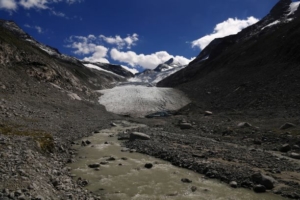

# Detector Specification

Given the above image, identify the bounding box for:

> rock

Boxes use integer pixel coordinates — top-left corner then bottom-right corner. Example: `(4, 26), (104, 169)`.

(100, 161), (109, 165)
(179, 119), (187, 123)
(251, 172), (276, 189)
(253, 139), (262, 145)
(144, 163), (153, 169)
(253, 185), (266, 193)
(280, 123), (296, 130)
(181, 178), (192, 183)
(121, 148), (130, 152)
(88, 164), (100, 168)
(293, 145), (300, 150)
(237, 122), (252, 128)
(110, 122), (117, 127)
(179, 123), (193, 129)
(204, 111), (213, 116)
(34, 195), (45, 200)
(129, 132), (150, 140)
(191, 186), (197, 192)
(130, 149), (137, 153)
(118, 136), (129, 140)
(280, 144), (291, 152)
(166, 192), (178, 196)
(290, 152), (300, 159)
(192, 153), (206, 159)
(85, 140), (91, 145)
(17, 195), (26, 200)
(106, 157), (116, 161)
(230, 181), (238, 188)
(81, 141), (86, 146)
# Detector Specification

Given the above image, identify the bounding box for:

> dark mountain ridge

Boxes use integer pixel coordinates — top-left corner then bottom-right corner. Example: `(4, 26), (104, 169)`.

(158, 0), (300, 114)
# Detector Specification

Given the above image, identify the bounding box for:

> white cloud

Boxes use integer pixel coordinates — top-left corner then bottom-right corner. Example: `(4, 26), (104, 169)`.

(66, 35), (109, 63)
(24, 24), (44, 34)
(100, 33), (138, 49)
(51, 10), (67, 18)
(82, 46), (109, 63)
(35, 26), (43, 33)
(0, 0), (83, 11)
(121, 65), (139, 74)
(66, 33), (193, 69)
(0, 0), (17, 10)
(110, 48), (194, 69)
(192, 17), (259, 50)
(66, 0), (83, 4)
(19, 0), (49, 9)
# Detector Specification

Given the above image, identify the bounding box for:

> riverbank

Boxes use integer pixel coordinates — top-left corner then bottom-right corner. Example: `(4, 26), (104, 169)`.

(67, 120), (284, 200)
(123, 108), (300, 199)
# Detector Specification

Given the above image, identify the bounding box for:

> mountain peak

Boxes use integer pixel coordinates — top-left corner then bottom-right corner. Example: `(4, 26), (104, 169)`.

(269, 0), (292, 17)
(164, 58), (175, 65)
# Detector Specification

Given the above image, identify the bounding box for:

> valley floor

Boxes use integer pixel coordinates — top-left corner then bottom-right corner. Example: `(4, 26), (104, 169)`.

(1, 82), (300, 199)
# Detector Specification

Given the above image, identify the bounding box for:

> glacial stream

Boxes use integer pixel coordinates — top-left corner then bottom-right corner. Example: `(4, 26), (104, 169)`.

(68, 121), (285, 200)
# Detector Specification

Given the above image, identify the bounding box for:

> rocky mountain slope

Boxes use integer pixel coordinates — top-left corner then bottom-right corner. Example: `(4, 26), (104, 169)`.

(0, 19), (132, 96)
(82, 61), (134, 78)
(0, 19), (128, 199)
(158, 0), (300, 114)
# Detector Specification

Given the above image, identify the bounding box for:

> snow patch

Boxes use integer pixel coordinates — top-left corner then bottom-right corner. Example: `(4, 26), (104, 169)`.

(129, 65), (186, 84)
(121, 65), (139, 75)
(83, 63), (124, 78)
(98, 85), (190, 117)
(288, 1), (300, 16)
(261, 20), (280, 30)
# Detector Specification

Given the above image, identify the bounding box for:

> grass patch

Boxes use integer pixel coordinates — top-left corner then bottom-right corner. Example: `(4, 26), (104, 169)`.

(0, 124), (54, 152)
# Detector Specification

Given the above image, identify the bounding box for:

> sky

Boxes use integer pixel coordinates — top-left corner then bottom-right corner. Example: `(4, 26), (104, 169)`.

(0, 0), (285, 73)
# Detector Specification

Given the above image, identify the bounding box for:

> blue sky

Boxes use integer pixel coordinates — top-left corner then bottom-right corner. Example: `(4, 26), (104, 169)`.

(0, 0), (284, 72)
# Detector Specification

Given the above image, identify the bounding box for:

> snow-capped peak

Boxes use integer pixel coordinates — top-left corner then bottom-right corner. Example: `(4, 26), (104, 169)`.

(164, 58), (182, 67)
(288, 1), (300, 16)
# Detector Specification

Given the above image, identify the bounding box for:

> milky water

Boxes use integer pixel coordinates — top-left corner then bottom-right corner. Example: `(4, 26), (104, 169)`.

(68, 121), (285, 200)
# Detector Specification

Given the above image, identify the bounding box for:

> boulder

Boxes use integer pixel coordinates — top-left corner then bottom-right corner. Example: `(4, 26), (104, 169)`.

(144, 163), (153, 169)
(181, 178), (192, 183)
(179, 123), (193, 129)
(85, 140), (91, 145)
(237, 122), (252, 128)
(130, 132), (150, 140)
(106, 157), (116, 161)
(251, 172), (276, 189)
(253, 185), (266, 193)
(191, 186), (197, 192)
(88, 164), (100, 168)
(229, 181), (238, 188)
(290, 152), (300, 159)
(280, 123), (296, 130)
(280, 144), (291, 152)
(110, 122), (117, 127)
(204, 111), (213, 116)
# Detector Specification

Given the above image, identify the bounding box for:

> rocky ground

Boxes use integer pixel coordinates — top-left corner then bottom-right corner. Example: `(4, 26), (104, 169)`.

(0, 79), (121, 200)
(122, 105), (300, 199)
(1, 76), (300, 200)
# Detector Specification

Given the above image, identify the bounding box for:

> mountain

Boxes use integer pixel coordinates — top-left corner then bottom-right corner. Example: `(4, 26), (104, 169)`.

(82, 61), (134, 78)
(0, 19), (132, 97)
(130, 58), (186, 84)
(157, 0), (300, 114)
(154, 58), (182, 72)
